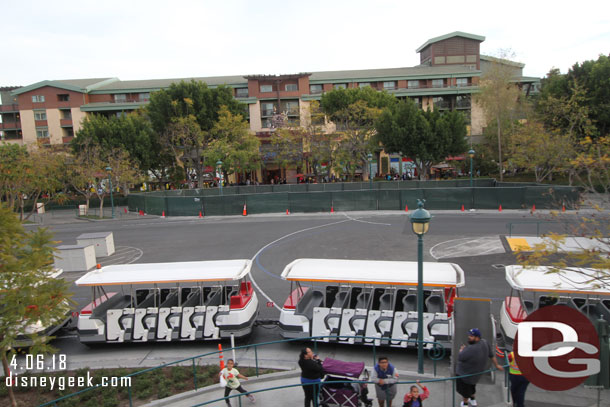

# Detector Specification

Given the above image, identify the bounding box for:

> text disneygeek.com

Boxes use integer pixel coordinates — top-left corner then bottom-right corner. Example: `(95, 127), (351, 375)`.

(5, 372), (131, 391)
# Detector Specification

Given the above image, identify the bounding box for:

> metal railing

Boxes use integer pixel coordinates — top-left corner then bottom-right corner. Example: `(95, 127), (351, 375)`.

(506, 220), (576, 237)
(40, 335), (468, 407)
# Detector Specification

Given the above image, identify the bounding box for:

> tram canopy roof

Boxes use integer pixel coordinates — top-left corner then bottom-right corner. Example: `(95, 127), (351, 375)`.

(281, 259), (465, 287)
(505, 265), (610, 295)
(75, 260), (252, 286)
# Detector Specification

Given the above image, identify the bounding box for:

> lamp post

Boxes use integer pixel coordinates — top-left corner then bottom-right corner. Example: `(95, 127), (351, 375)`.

(216, 160), (223, 196)
(468, 149), (475, 188)
(105, 166), (115, 219)
(410, 199), (431, 374)
(367, 153), (373, 190)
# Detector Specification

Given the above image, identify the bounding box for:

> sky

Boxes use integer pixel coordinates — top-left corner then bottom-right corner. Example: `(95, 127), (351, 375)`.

(2, 0), (609, 87)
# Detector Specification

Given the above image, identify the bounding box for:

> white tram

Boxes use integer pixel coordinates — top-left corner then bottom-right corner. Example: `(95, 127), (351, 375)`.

(500, 265), (610, 349)
(278, 259), (465, 348)
(75, 260), (258, 343)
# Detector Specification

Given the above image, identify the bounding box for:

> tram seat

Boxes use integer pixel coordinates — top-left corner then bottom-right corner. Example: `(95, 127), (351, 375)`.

(92, 295), (132, 321)
(379, 293), (393, 311)
(138, 292), (157, 308)
(523, 300), (535, 314)
(401, 313), (420, 339)
(581, 304), (601, 323)
(355, 292), (371, 310)
(425, 294), (444, 314)
(225, 286), (238, 304)
(183, 290), (202, 307)
(332, 291), (349, 308)
(538, 296), (558, 308)
(403, 294), (417, 312)
(204, 289), (222, 307)
(159, 291), (179, 308)
(295, 290), (325, 321)
(428, 315), (450, 341)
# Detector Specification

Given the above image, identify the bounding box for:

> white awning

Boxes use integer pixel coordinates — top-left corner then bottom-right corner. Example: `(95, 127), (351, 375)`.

(505, 265), (610, 294)
(281, 259), (465, 287)
(75, 260), (252, 286)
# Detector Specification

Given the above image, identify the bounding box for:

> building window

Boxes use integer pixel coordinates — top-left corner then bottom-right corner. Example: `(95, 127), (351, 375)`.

(260, 85), (273, 93)
(236, 88), (249, 98)
(31, 95), (45, 103)
(433, 96), (450, 109)
(261, 102), (275, 117)
(407, 80), (419, 89)
(138, 93), (150, 101)
(34, 111), (47, 120)
(285, 84), (298, 92)
(57, 94), (70, 101)
(310, 84), (323, 94)
(114, 94), (127, 102)
(359, 82), (371, 88)
(456, 95), (471, 109)
(61, 109), (72, 119)
(334, 83), (347, 90)
(383, 81), (396, 90)
(456, 78), (469, 87)
(282, 101), (299, 116)
(36, 128), (49, 138)
(431, 79), (444, 88)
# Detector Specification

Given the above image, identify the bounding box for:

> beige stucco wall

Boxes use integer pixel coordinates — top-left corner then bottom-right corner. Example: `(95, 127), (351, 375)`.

(422, 96), (434, 111)
(470, 99), (485, 137)
(20, 110), (36, 146)
(72, 108), (88, 133)
(299, 100), (310, 127)
(248, 103), (262, 132)
(46, 109), (62, 145)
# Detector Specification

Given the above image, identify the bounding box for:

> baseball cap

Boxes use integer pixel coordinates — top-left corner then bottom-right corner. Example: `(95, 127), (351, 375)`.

(468, 328), (481, 337)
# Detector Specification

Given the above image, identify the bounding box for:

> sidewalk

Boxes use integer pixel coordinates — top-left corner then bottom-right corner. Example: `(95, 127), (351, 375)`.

(143, 367), (609, 407)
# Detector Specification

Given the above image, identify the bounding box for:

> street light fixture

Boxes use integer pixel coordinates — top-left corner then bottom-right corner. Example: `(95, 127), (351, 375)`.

(468, 149), (475, 188)
(216, 160), (223, 196)
(367, 153), (373, 190)
(105, 166), (115, 219)
(409, 199), (431, 374)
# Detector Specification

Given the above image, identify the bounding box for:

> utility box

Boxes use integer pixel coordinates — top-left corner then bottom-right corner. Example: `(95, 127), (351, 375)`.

(77, 232), (115, 257)
(36, 202), (45, 214)
(54, 245), (97, 272)
(78, 205), (88, 216)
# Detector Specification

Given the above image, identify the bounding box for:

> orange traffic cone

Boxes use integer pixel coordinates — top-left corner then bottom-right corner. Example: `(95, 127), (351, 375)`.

(286, 208), (290, 215)
(199, 211), (203, 218)
(531, 203), (536, 213)
(161, 211), (165, 218)
(461, 204), (465, 212)
(218, 344), (225, 370)
(562, 204), (566, 212)
(498, 204), (503, 212)
(405, 204), (409, 212)
(124, 207), (127, 214)
(242, 203), (247, 216)
(331, 205), (334, 214)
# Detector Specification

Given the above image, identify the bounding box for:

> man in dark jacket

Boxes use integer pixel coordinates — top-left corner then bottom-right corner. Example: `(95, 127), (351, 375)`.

(299, 347), (324, 407)
(456, 328), (504, 407)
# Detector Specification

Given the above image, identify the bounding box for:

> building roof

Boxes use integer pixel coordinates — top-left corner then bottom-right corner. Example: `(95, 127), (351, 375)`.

(480, 55), (525, 68)
(416, 31), (485, 53)
(12, 78), (119, 95)
(309, 64), (480, 83)
(90, 75), (248, 93)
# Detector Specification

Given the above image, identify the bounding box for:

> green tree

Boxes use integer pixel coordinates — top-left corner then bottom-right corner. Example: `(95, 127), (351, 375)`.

(146, 81), (244, 187)
(508, 120), (575, 182)
(321, 88), (396, 181)
(0, 204), (72, 407)
(475, 56), (521, 181)
(72, 112), (167, 180)
(375, 99), (468, 180)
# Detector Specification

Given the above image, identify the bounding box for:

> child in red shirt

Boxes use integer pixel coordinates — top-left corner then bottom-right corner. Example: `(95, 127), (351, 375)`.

(403, 380), (430, 407)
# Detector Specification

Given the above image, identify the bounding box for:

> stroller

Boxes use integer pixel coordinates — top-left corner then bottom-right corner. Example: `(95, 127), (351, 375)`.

(319, 358), (373, 407)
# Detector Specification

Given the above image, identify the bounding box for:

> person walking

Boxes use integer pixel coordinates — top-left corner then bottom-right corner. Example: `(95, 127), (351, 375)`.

(298, 347), (324, 407)
(220, 359), (255, 406)
(508, 351), (529, 407)
(455, 328), (504, 407)
(371, 356), (399, 407)
(402, 380), (429, 407)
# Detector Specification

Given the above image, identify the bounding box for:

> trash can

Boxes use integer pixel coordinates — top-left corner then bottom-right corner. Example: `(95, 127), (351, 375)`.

(78, 205), (88, 216)
(36, 202), (45, 214)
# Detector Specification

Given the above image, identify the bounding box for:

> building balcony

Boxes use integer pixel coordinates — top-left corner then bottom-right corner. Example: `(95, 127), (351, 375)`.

(60, 118), (73, 127)
(62, 136), (74, 144)
(35, 120), (48, 127)
(0, 121), (21, 130)
(0, 104), (19, 113)
(1, 131), (22, 140)
(37, 137), (51, 145)
(112, 97), (149, 103)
